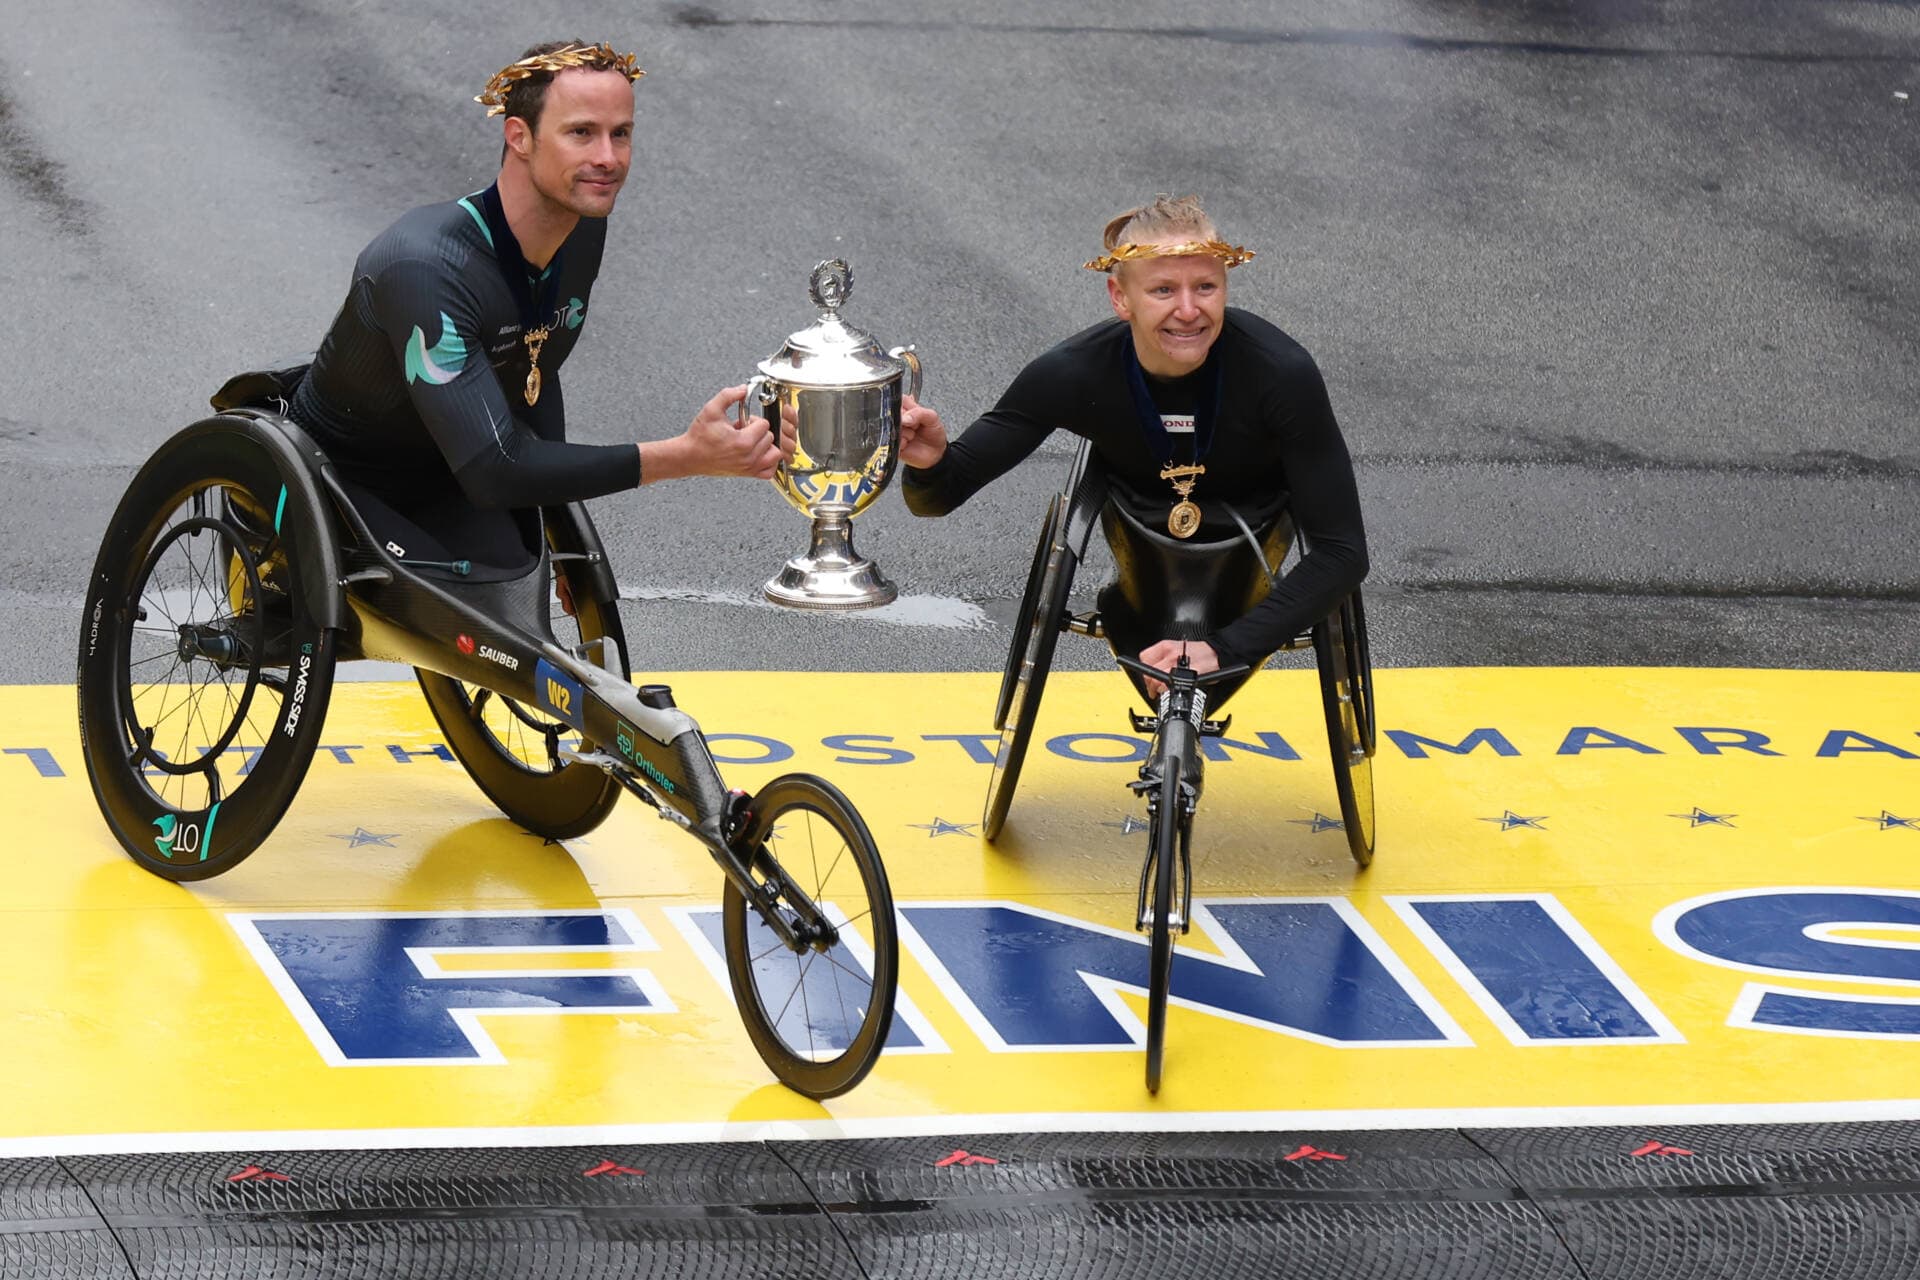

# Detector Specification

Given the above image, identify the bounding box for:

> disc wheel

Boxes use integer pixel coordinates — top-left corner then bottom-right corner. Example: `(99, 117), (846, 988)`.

(723, 774), (898, 1099)
(415, 552), (626, 840)
(1315, 593), (1376, 867)
(1144, 756), (1185, 1095)
(983, 494), (1075, 841)
(77, 422), (337, 880)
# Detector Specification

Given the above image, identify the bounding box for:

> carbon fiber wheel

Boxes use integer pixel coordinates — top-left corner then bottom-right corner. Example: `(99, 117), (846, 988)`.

(983, 493), (1075, 842)
(723, 774), (898, 1099)
(1144, 756), (1185, 1095)
(77, 420), (337, 880)
(415, 552), (626, 840)
(1315, 593), (1376, 867)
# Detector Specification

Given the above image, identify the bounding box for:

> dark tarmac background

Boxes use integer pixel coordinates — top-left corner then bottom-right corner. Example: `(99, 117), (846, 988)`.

(0, 0), (1915, 683)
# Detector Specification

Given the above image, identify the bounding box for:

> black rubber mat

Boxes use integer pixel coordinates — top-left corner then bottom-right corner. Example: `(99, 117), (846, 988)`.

(783, 1130), (1580, 1280)
(52, 1145), (860, 1279)
(1468, 1121), (1920, 1280)
(0, 1157), (133, 1278)
(7, 1123), (1920, 1277)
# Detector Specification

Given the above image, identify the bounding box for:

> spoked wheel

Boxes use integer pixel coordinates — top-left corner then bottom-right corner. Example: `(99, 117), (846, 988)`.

(1143, 756), (1187, 1095)
(1314, 591), (1376, 867)
(77, 419), (338, 880)
(416, 551), (627, 840)
(723, 774), (898, 1098)
(983, 493), (1076, 841)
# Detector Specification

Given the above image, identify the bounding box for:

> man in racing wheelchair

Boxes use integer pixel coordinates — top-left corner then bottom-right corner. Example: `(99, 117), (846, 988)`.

(276, 40), (792, 582)
(898, 194), (1373, 856)
(74, 42), (898, 1099)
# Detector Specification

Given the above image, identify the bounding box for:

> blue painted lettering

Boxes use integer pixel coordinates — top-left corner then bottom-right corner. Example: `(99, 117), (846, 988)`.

(3, 747), (63, 778)
(387, 743), (456, 763)
(822, 734), (916, 765)
(1385, 728), (1520, 759)
(1199, 732), (1300, 763)
(238, 911), (669, 1063)
(1815, 731), (1918, 760)
(900, 902), (1461, 1049)
(922, 733), (1001, 764)
(1397, 896), (1675, 1042)
(1557, 726), (1662, 756)
(1673, 727), (1781, 757)
(1661, 890), (1920, 1037)
(703, 734), (794, 765)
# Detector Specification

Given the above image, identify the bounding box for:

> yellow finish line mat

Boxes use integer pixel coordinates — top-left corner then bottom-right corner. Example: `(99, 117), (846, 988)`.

(3, 668), (1918, 1156)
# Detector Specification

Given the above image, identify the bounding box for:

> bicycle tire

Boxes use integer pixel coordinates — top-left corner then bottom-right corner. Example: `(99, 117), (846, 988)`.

(723, 773), (898, 1098)
(415, 552), (626, 839)
(77, 419), (338, 880)
(995, 495), (1062, 731)
(1145, 755), (1182, 1094)
(1315, 596), (1376, 867)
(983, 497), (1075, 841)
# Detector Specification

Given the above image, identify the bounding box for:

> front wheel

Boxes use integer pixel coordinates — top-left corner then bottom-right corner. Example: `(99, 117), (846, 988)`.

(722, 774), (898, 1099)
(1144, 758), (1183, 1094)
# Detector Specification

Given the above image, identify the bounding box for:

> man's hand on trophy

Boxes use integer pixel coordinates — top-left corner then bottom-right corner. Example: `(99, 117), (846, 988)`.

(685, 385), (788, 480)
(899, 395), (948, 469)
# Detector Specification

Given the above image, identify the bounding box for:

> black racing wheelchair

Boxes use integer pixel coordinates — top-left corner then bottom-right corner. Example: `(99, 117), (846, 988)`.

(984, 441), (1376, 1091)
(74, 370), (897, 1099)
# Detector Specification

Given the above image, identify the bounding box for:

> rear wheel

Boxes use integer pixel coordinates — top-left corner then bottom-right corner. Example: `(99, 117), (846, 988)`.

(983, 494), (1075, 841)
(77, 421), (337, 880)
(723, 774), (898, 1099)
(1315, 594), (1376, 867)
(415, 553), (626, 839)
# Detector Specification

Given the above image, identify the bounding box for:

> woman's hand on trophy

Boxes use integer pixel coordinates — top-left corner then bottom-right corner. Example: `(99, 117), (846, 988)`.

(899, 395), (948, 469)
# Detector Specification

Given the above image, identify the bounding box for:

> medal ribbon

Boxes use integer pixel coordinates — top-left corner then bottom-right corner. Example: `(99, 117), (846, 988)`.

(1120, 339), (1223, 468)
(476, 184), (565, 392)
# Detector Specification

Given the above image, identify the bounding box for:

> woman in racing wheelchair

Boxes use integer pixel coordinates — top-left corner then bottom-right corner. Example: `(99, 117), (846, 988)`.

(899, 194), (1373, 859)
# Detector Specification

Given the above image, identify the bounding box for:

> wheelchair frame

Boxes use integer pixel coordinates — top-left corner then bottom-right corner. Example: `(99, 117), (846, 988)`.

(982, 440), (1377, 1089)
(74, 408), (897, 1098)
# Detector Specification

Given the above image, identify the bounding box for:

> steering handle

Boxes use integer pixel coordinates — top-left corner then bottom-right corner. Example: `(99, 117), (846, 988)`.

(1116, 653), (1252, 690)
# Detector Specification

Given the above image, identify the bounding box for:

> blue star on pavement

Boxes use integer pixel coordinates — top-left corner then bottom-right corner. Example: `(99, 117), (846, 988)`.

(1669, 807), (1736, 828)
(1859, 811), (1920, 832)
(1289, 813), (1346, 834)
(910, 817), (980, 838)
(330, 827), (399, 848)
(1102, 815), (1149, 836)
(1481, 810), (1548, 832)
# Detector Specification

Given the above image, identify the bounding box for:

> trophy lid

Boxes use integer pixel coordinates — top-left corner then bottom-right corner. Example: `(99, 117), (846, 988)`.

(756, 259), (905, 388)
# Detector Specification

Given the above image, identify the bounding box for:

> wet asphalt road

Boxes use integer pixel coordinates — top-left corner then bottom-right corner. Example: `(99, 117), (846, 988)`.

(1, 0), (1915, 684)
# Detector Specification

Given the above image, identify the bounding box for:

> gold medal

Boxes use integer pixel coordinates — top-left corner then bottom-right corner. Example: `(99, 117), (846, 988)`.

(523, 326), (550, 406)
(1159, 463), (1206, 539)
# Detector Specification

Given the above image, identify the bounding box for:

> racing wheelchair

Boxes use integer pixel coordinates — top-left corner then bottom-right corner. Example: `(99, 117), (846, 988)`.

(984, 441), (1376, 1091)
(74, 371), (897, 1099)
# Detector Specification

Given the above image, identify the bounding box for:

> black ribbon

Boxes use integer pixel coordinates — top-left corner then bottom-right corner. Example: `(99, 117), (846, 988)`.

(476, 184), (564, 337)
(1120, 339), (1224, 468)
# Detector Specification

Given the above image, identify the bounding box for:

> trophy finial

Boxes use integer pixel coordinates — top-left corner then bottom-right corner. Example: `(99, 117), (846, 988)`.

(809, 259), (853, 314)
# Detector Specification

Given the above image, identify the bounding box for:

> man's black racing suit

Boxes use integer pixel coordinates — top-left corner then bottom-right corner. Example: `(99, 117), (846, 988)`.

(289, 188), (639, 568)
(902, 308), (1367, 665)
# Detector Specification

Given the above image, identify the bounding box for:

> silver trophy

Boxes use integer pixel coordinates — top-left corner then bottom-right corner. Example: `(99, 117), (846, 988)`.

(746, 259), (920, 609)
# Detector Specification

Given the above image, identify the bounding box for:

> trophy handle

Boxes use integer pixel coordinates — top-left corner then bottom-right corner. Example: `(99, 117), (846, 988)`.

(890, 345), (922, 401)
(737, 375), (774, 438)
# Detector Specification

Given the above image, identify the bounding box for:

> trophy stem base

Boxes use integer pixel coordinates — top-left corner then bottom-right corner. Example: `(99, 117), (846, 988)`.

(764, 515), (897, 610)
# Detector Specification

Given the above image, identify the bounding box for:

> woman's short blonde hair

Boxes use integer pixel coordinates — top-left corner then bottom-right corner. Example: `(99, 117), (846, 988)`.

(1099, 194), (1219, 255)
